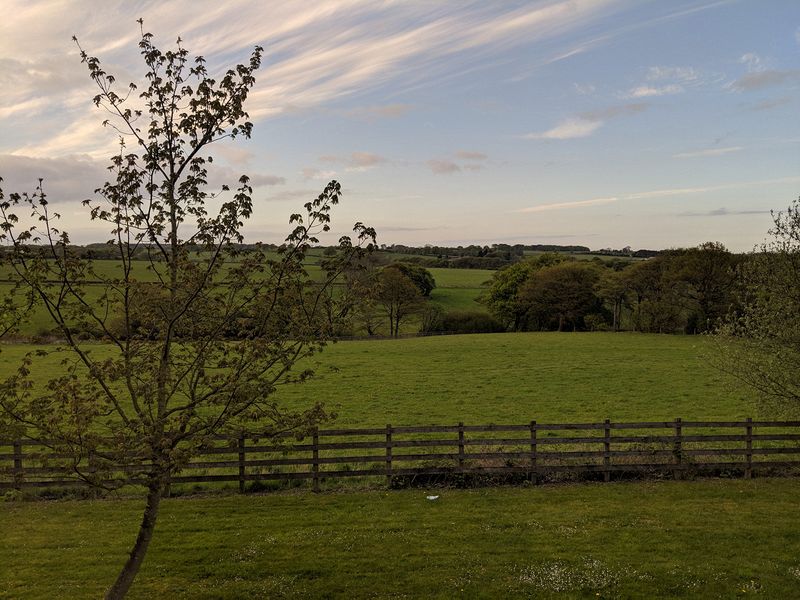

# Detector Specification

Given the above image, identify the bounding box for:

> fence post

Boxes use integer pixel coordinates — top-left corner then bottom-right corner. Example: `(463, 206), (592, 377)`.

(603, 419), (611, 483)
(745, 418), (753, 480)
(385, 424), (393, 487)
(458, 422), (465, 471)
(312, 427), (320, 493)
(673, 418), (682, 480)
(12, 440), (22, 491)
(530, 420), (537, 485)
(238, 433), (247, 494)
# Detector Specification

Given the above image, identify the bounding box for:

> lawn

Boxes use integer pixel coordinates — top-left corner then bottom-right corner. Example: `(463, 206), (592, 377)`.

(2, 478), (799, 598)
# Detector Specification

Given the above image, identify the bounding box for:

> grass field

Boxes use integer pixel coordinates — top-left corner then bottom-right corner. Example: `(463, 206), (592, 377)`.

(0, 332), (761, 427)
(2, 260), (492, 336)
(0, 333), (792, 598)
(276, 332), (760, 426)
(2, 478), (800, 598)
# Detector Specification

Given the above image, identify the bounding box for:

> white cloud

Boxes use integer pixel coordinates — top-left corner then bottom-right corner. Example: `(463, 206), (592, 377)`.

(523, 118), (603, 140)
(517, 176), (800, 213)
(0, 0), (632, 158)
(301, 167), (337, 181)
(523, 103), (648, 140)
(622, 65), (702, 99)
(672, 146), (743, 158)
(518, 196), (618, 213)
(317, 152), (388, 172)
(626, 84), (683, 98)
(646, 66), (699, 82)
(730, 70), (800, 92)
(739, 52), (764, 73)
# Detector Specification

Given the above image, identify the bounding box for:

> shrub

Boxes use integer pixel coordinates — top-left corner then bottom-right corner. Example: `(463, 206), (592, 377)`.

(430, 310), (505, 334)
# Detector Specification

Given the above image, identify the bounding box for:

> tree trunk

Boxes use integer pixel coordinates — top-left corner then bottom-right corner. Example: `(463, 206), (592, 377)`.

(105, 480), (164, 599)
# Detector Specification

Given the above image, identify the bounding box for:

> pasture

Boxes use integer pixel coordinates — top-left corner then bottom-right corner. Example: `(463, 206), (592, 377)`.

(0, 332), (760, 426)
(0, 260), (492, 337)
(2, 479), (800, 598)
(0, 332), (791, 599)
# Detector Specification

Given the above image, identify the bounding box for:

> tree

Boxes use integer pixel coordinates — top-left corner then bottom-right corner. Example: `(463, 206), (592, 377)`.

(595, 268), (628, 332)
(384, 262), (436, 296)
(715, 199), (800, 409)
(0, 26), (373, 599)
(481, 253), (567, 330)
(671, 242), (737, 333)
(375, 267), (424, 337)
(622, 257), (689, 333)
(518, 262), (602, 331)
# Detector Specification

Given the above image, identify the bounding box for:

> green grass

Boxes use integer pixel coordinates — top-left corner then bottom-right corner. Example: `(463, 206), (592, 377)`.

(0, 333), (789, 598)
(428, 268), (493, 288)
(280, 332), (758, 426)
(2, 260), (492, 336)
(2, 478), (800, 598)
(0, 333), (759, 427)
(429, 287), (486, 312)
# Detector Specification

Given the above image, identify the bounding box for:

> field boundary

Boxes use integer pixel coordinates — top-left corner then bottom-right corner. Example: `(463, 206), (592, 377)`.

(3, 419), (800, 492)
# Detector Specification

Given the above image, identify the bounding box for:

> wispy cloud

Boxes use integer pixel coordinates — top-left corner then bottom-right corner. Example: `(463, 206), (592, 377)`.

(747, 97), (791, 111)
(318, 152), (388, 172)
(677, 207), (768, 217)
(301, 167), (337, 181)
(646, 66), (700, 81)
(623, 65), (701, 99)
(523, 103), (648, 140)
(264, 188), (323, 203)
(673, 146), (743, 158)
(730, 70), (800, 92)
(739, 52), (764, 73)
(427, 159), (461, 175)
(626, 84), (683, 98)
(523, 118), (603, 140)
(455, 151), (488, 161)
(0, 0), (634, 157)
(0, 153), (104, 203)
(518, 196), (618, 213)
(427, 151), (490, 174)
(340, 104), (413, 121)
(517, 176), (800, 213)
(730, 52), (800, 92)
(625, 177), (800, 199)
(573, 83), (596, 96)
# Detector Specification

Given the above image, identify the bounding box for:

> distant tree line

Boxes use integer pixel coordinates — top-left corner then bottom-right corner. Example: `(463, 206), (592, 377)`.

(480, 242), (743, 334)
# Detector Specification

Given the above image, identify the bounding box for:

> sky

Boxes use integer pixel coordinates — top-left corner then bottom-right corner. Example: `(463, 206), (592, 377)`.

(1, 0), (799, 252)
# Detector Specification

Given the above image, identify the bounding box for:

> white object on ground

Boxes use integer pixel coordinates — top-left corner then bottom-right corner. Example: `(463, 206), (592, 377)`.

(426, 495), (439, 501)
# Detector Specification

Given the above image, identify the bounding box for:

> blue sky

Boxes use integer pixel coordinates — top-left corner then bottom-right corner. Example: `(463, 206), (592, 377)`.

(1, 0), (799, 251)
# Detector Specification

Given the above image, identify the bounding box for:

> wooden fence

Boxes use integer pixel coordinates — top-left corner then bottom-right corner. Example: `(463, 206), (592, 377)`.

(3, 419), (800, 492)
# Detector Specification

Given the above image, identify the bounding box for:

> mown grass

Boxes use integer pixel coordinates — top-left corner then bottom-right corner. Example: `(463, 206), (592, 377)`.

(2, 478), (800, 598)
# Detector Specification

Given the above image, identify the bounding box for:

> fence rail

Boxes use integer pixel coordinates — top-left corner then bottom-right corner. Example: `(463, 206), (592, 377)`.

(3, 418), (800, 492)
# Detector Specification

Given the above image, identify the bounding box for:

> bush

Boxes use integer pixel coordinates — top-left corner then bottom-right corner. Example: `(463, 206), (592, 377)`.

(429, 310), (505, 334)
